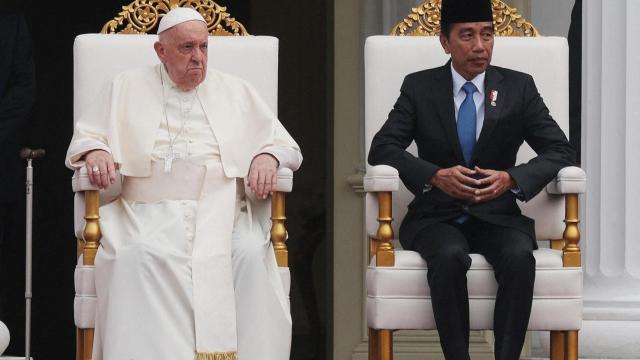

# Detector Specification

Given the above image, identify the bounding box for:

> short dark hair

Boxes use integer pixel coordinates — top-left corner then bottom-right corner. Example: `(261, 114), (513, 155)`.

(441, 23), (452, 38)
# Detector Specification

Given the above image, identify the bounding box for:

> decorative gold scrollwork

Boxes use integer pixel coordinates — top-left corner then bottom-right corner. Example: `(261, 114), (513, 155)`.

(101, 0), (249, 36)
(391, 0), (539, 37)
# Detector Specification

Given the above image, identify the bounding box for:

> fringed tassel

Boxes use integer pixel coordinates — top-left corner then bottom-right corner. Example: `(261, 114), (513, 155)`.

(196, 351), (238, 360)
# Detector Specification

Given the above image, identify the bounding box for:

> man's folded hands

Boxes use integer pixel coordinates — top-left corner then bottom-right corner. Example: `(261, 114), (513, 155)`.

(430, 165), (515, 203)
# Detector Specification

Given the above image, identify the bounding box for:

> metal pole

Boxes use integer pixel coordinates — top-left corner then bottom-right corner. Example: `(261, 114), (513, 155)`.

(20, 147), (44, 360)
(25, 159), (32, 360)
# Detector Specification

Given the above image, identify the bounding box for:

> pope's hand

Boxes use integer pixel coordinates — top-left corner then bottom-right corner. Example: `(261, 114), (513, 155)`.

(248, 153), (279, 199)
(84, 150), (116, 189)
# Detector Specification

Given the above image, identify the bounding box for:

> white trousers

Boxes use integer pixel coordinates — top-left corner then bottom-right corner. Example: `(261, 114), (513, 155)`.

(94, 199), (291, 360)
(232, 211), (292, 360)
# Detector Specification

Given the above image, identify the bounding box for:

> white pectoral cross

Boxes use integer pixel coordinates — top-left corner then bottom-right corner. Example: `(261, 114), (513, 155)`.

(161, 150), (182, 173)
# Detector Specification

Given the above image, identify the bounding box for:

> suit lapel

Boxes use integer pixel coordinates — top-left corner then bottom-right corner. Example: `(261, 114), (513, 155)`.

(434, 63), (465, 164)
(471, 66), (504, 165)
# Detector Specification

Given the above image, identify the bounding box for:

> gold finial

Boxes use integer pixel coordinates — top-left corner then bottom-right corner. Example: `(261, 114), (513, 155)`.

(391, 0), (539, 37)
(101, 0), (249, 36)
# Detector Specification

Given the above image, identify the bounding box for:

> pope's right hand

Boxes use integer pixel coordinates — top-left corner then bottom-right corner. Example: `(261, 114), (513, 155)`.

(84, 150), (116, 189)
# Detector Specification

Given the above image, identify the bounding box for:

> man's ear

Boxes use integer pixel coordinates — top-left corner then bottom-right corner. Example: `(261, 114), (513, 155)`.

(153, 41), (165, 63)
(439, 34), (451, 54)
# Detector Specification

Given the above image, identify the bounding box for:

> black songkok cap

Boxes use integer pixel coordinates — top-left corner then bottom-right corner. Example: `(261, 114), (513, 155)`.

(440, 0), (493, 28)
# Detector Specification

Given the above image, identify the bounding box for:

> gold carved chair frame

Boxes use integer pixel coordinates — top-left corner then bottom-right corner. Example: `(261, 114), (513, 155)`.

(368, 1), (580, 360)
(100, 0), (248, 35)
(76, 2), (292, 360)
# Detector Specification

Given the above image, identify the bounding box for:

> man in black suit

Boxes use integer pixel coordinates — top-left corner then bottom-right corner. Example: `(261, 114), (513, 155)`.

(0, 12), (35, 325)
(368, 0), (575, 359)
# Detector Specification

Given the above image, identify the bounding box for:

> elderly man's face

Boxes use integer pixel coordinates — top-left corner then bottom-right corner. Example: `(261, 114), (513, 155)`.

(154, 20), (209, 90)
(440, 22), (494, 80)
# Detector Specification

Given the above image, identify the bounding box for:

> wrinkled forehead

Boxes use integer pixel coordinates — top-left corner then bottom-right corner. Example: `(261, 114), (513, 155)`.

(166, 20), (209, 43)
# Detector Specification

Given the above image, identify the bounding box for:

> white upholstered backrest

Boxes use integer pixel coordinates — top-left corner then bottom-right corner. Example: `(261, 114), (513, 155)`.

(365, 36), (569, 242)
(73, 34), (279, 123)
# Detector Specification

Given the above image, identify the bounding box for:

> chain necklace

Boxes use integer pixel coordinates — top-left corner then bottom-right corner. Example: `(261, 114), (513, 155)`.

(159, 68), (199, 172)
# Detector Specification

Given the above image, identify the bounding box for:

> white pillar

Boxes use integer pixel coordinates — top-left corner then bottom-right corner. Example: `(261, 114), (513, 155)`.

(580, 0), (640, 357)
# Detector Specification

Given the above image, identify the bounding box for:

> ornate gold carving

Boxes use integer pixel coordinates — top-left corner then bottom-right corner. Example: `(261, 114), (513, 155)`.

(391, 0), (539, 37)
(196, 351), (238, 360)
(101, 0), (249, 36)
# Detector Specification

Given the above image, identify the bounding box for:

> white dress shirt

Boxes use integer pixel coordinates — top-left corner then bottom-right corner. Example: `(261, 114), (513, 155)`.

(451, 63), (485, 140)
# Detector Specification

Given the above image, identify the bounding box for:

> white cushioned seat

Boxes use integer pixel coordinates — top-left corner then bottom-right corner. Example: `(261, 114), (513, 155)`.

(367, 249), (582, 330)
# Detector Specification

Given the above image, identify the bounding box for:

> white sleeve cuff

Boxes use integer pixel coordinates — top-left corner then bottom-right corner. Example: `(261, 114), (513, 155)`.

(67, 140), (111, 170)
(258, 145), (302, 171)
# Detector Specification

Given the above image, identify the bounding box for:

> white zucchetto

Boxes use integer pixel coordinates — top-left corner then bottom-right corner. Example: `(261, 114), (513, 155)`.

(157, 7), (206, 34)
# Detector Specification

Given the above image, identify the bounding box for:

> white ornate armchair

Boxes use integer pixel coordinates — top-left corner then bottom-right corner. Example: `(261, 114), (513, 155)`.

(364, 3), (585, 360)
(71, 3), (293, 360)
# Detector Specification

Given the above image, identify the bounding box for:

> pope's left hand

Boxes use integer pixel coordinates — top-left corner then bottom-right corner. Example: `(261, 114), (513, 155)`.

(472, 166), (516, 203)
(248, 153), (279, 199)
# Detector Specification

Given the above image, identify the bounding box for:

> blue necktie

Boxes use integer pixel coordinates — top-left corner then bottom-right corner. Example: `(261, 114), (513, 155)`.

(457, 82), (478, 166)
(454, 82), (477, 224)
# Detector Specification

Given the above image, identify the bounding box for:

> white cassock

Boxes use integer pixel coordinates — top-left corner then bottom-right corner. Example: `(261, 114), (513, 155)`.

(66, 64), (302, 360)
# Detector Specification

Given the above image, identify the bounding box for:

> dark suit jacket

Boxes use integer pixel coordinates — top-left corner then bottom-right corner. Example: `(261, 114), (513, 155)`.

(0, 13), (35, 202)
(368, 62), (576, 250)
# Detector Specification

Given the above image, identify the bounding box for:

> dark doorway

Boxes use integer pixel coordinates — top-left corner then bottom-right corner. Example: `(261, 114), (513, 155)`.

(0, 1), (331, 359)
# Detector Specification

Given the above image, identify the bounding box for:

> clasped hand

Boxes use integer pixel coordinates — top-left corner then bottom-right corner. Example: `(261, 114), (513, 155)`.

(430, 165), (515, 203)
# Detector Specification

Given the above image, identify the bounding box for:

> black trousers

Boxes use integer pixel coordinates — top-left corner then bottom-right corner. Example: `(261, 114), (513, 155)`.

(412, 217), (536, 360)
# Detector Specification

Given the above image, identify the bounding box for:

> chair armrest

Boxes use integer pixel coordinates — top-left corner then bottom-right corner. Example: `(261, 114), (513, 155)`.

(71, 166), (99, 192)
(275, 167), (294, 192)
(72, 167), (123, 204)
(546, 166), (586, 195)
(364, 165), (399, 192)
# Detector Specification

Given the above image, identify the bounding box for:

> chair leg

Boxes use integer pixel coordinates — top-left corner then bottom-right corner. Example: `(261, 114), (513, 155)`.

(378, 329), (393, 360)
(565, 330), (578, 360)
(550, 331), (565, 360)
(83, 328), (94, 360)
(369, 328), (379, 360)
(76, 328), (84, 360)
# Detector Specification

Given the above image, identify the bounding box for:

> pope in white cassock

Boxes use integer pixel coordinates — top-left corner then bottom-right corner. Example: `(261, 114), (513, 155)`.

(65, 8), (302, 360)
